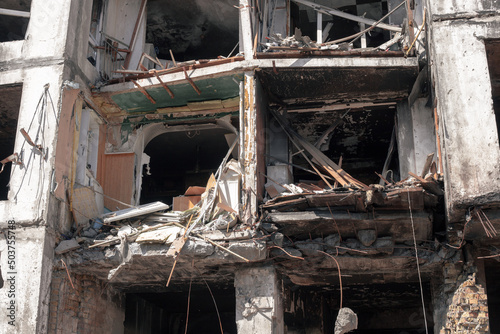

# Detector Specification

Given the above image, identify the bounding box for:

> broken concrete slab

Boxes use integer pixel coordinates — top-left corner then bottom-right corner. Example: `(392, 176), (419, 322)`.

(55, 239), (80, 255)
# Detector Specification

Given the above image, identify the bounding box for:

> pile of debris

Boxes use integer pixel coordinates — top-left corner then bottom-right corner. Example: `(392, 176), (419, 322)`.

(263, 29), (346, 52)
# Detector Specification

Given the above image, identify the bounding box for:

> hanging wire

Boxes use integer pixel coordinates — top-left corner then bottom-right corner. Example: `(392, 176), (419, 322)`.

(408, 191), (429, 334)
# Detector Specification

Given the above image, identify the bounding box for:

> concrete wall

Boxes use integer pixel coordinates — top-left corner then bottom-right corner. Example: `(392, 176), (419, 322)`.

(427, 2), (500, 222)
(427, 0), (499, 17)
(0, 1), (102, 333)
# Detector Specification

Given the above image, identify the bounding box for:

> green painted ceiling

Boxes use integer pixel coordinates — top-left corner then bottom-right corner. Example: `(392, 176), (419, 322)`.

(112, 74), (243, 114)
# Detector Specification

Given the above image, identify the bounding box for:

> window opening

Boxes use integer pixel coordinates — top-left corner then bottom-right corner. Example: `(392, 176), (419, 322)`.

(0, 84), (22, 200)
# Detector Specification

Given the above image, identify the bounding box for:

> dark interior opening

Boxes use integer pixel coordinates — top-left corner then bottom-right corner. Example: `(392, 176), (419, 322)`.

(285, 107), (398, 187)
(284, 282), (433, 333)
(290, 0), (390, 48)
(0, 84), (22, 200)
(0, 0), (31, 42)
(485, 39), (500, 146)
(124, 287), (236, 334)
(485, 259), (500, 333)
(140, 125), (237, 206)
(146, 0), (239, 62)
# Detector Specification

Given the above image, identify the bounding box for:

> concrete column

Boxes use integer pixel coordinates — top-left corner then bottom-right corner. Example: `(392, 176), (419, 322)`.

(235, 266), (284, 334)
(397, 100), (417, 177)
(428, 14), (500, 222)
(397, 98), (437, 179)
(239, 0), (254, 60)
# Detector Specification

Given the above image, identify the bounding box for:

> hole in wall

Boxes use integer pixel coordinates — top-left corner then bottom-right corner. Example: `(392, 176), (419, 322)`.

(140, 126), (237, 206)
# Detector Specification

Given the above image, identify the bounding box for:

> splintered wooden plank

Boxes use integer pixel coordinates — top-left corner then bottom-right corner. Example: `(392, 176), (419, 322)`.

(305, 192), (359, 209)
(262, 197), (309, 211)
(381, 187), (425, 211)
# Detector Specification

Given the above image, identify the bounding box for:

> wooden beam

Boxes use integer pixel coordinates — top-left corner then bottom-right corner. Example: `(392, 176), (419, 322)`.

(131, 80), (156, 104)
(153, 71), (175, 99)
(182, 67), (201, 95)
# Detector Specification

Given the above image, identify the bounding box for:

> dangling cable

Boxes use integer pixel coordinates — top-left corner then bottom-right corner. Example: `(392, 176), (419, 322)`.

(408, 191), (429, 334)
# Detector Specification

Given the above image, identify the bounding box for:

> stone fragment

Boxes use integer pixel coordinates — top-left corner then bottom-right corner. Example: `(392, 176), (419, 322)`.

(295, 240), (323, 256)
(81, 228), (98, 238)
(270, 247), (302, 258)
(55, 239), (80, 255)
(335, 307), (358, 334)
(373, 237), (394, 254)
(272, 232), (284, 247)
(325, 234), (340, 248)
(357, 229), (377, 247)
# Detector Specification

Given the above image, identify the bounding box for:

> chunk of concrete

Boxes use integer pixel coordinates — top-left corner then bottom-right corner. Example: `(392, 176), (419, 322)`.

(296, 240), (323, 256)
(334, 307), (358, 334)
(55, 239), (80, 255)
(227, 240), (267, 262)
(373, 237), (394, 254)
(272, 232), (284, 247)
(357, 229), (377, 247)
(182, 239), (214, 258)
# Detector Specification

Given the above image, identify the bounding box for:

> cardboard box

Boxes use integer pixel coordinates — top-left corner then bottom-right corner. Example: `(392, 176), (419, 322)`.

(173, 195), (201, 211)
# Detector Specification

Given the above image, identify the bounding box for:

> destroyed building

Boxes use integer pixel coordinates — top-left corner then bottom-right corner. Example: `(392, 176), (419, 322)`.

(0, 0), (499, 333)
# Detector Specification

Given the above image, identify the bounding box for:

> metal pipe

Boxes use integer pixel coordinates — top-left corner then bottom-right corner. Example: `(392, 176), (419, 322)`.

(0, 8), (30, 18)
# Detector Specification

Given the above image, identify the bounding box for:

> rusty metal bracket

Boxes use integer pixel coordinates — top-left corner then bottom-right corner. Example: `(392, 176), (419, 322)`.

(131, 80), (156, 104)
(153, 71), (175, 99)
(182, 67), (202, 95)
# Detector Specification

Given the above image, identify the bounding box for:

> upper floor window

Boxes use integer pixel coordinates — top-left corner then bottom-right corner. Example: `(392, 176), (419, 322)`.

(0, 1), (31, 42)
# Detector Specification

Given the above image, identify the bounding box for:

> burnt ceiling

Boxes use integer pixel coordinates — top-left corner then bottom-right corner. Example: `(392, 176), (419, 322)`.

(257, 66), (418, 108)
(146, 0), (239, 61)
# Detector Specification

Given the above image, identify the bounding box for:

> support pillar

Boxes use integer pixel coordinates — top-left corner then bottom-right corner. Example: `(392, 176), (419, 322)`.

(235, 266), (284, 334)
